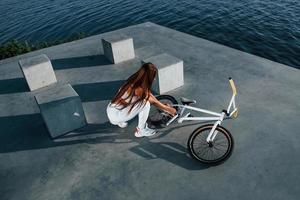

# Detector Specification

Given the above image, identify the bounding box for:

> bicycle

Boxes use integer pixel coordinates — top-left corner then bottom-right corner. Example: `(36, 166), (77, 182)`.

(147, 78), (239, 165)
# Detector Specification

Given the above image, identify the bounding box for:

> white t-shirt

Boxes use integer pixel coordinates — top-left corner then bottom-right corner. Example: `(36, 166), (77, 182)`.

(109, 91), (138, 109)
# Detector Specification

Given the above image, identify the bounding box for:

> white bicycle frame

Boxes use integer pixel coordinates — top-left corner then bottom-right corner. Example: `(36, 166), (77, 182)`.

(164, 78), (239, 143)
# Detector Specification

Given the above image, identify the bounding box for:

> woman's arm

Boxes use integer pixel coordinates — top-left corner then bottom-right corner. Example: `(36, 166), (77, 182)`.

(148, 92), (177, 116)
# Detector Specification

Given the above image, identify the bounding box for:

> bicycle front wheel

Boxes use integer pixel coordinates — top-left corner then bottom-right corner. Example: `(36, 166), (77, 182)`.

(187, 124), (234, 165)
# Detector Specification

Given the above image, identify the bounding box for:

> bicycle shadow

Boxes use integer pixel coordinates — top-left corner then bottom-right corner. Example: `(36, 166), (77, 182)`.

(129, 138), (209, 170)
(55, 120), (210, 170)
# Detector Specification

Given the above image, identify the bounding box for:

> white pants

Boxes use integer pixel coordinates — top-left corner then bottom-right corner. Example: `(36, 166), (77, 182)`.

(106, 101), (150, 129)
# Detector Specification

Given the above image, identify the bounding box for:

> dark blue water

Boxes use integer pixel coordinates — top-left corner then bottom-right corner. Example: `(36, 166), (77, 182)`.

(0, 0), (299, 68)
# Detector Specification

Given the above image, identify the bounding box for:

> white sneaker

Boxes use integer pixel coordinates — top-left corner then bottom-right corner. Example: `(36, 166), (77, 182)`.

(134, 126), (157, 137)
(134, 128), (143, 138)
(117, 122), (128, 128)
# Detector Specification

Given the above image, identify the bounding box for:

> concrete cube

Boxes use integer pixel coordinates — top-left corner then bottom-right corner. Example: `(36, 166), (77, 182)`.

(19, 54), (57, 91)
(35, 84), (87, 138)
(102, 34), (135, 64)
(142, 53), (184, 94)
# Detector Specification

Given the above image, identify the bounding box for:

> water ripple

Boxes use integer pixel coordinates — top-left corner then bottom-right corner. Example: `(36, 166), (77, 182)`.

(0, 0), (299, 68)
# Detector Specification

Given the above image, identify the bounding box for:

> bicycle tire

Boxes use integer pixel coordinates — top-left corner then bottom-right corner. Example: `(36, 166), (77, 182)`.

(147, 95), (178, 128)
(187, 124), (234, 165)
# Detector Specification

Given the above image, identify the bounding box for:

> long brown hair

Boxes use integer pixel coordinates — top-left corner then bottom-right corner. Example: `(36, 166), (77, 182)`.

(111, 62), (157, 113)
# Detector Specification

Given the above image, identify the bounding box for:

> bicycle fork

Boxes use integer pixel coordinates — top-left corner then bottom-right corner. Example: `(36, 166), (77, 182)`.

(206, 112), (226, 143)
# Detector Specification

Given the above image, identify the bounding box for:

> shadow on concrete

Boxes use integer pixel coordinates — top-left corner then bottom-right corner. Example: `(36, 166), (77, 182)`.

(54, 122), (129, 141)
(73, 80), (124, 102)
(130, 139), (209, 170)
(53, 122), (209, 170)
(0, 114), (126, 153)
(0, 113), (208, 170)
(0, 114), (48, 153)
(51, 55), (111, 70)
(0, 78), (28, 94)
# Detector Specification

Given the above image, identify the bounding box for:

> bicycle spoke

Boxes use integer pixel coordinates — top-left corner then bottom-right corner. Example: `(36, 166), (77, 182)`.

(212, 147), (226, 159)
(195, 145), (209, 158)
(193, 137), (207, 145)
(206, 149), (212, 160)
(211, 148), (218, 160)
(214, 138), (227, 145)
(200, 147), (210, 159)
(213, 145), (228, 152)
(210, 136), (229, 160)
(214, 142), (228, 146)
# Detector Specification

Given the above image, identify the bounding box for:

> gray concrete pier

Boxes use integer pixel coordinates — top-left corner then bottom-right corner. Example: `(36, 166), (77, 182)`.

(0, 22), (299, 200)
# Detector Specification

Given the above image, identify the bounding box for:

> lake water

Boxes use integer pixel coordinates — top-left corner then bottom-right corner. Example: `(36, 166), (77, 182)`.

(0, 0), (299, 68)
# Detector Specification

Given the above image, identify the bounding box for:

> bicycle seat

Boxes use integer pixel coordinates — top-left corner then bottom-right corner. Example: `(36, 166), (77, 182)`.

(180, 97), (196, 105)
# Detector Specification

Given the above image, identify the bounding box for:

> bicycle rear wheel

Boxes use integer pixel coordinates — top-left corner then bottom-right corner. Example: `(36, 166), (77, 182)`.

(188, 124), (234, 165)
(147, 95), (178, 128)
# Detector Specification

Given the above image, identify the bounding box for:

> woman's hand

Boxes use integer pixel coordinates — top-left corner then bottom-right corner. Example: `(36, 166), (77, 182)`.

(148, 92), (177, 116)
(165, 103), (177, 116)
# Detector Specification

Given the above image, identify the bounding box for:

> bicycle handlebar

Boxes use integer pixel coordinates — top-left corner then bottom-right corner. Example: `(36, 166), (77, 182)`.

(229, 77), (237, 96)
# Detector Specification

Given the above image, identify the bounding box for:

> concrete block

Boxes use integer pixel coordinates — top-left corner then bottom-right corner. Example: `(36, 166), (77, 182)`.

(35, 84), (87, 138)
(142, 53), (184, 94)
(19, 54), (57, 91)
(102, 34), (135, 64)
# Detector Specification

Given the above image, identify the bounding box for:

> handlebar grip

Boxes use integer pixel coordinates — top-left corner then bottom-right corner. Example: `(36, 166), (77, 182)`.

(229, 78), (237, 95)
